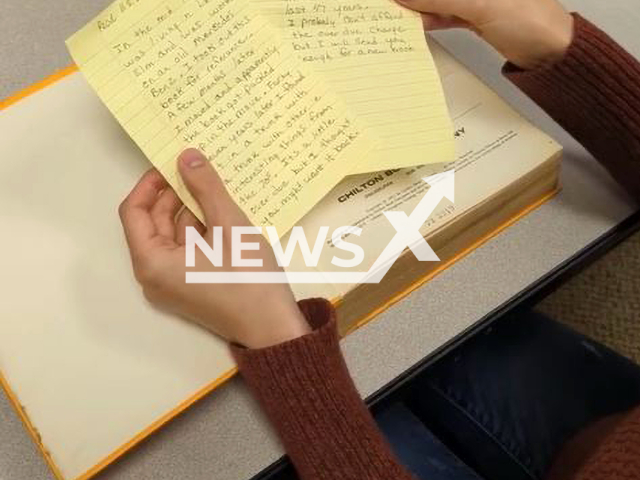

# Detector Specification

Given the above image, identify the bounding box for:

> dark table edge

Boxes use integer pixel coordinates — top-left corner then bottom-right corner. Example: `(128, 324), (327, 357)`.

(252, 207), (640, 480)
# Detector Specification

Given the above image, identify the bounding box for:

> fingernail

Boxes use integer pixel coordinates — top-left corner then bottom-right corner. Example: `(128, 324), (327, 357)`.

(180, 148), (206, 168)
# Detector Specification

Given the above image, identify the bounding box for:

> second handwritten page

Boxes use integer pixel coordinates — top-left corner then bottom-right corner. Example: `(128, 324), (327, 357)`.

(254, 0), (455, 172)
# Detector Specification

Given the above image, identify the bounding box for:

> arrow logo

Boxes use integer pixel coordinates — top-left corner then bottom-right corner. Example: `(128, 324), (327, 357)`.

(362, 169), (454, 284)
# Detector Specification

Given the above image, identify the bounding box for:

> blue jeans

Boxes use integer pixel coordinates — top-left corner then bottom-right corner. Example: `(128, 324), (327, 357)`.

(375, 309), (640, 480)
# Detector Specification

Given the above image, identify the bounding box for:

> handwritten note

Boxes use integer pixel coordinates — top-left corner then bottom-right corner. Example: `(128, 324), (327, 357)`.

(67, 0), (375, 234)
(253, 0), (455, 172)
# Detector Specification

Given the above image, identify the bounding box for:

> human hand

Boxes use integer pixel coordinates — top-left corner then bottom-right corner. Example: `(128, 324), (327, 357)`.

(397, 0), (574, 70)
(119, 148), (311, 348)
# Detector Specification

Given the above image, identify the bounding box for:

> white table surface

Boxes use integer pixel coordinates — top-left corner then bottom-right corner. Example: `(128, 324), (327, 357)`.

(1, 1), (638, 479)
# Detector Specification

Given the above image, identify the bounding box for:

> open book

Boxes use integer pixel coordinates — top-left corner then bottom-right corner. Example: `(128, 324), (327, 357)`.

(0, 41), (561, 480)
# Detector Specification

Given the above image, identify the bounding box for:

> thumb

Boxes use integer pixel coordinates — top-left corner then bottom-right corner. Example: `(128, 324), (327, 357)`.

(397, 0), (478, 21)
(177, 148), (235, 226)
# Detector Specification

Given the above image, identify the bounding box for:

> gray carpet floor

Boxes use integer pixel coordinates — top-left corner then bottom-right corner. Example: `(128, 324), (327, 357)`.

(538, 230), (640, 363)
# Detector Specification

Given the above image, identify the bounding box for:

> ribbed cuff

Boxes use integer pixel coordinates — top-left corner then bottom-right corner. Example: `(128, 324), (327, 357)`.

(232, 298), (338, 373)
(232, 298), (415, 480)
(504, 13), (640, 201)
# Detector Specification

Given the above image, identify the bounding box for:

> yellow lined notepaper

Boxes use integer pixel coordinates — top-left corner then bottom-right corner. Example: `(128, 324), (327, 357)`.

(253, 0), (455, 172)
(67, 0), (376, 233)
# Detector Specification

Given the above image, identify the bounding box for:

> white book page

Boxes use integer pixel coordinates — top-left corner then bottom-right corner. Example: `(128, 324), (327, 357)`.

(0, 73), (236, 480)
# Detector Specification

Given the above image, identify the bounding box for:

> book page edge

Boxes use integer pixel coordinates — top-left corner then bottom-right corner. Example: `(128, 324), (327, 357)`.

(340, 183), (562, 336)
(0, 371), (65, 480)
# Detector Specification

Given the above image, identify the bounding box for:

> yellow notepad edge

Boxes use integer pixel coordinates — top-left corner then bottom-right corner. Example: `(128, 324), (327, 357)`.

(0, 68), (560, 480)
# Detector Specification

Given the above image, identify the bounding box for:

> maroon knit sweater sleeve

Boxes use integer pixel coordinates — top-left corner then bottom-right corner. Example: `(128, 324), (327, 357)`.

(573, 407), (640, 479)
(504, 13), (640, 202)
(505, 13), (640, 480)
(231, 298), (415, 480)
